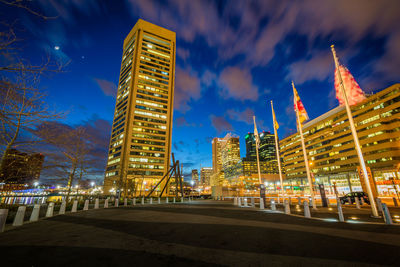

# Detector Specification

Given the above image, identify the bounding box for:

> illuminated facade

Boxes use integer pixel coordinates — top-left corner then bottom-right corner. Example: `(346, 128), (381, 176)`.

(245, 132), (276, 162)
(200, 167), (213, 186)
(280, 83), (400, 195)
(104, 19), (176, 195)
(211, 137), (226, 186)
(191, 169), (199, 186)
(221, 135), (241, 169)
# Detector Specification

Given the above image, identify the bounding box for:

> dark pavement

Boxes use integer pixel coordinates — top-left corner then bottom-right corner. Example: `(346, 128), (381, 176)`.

(1, 200), (400, 266)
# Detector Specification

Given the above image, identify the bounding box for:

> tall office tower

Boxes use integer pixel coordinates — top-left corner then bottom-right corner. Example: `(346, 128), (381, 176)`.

(245, 132), (276, 162)
(211, 137), (226, 186)
(191, 169), (199, 185)
(104, 19), (176, 196)
(200, 167), (213, 186)
(221, 134), (241, 170)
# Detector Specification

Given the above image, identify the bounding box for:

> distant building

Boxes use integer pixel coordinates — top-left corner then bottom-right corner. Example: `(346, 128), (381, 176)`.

(200, 167), (213, 186)
(245, 131), (276, 162)
(221, 134), (241, 170)
(191, 169), (199, 185)
(0, 149), (44, 189)
(211, 137), (226, 186)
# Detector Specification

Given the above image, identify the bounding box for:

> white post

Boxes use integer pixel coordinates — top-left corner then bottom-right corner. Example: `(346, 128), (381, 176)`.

(292, 82), (316, 209)
(71, 200), (78, 212)
(244, 198), (248, 207)
(355, 197), (360, 209)
(13, 206), (26, 226)
(284, 199), (291, 214)
(94, 199), (99, 209)
(298, 197), (301, 205)
(234, 197), (237, 205)
(382, 203), (393, 225)
(337, 198), (344, 222)
(271, 199), (276, 211)
(115, 198), (119, 207)
(0, 209), (8, 232)
(181, 197), (184, 203)
(150, 197), (153, 204)
(173, 197), (176, 203)
(303, 200), (311, 218)
(141, 197), (144, 205)
(260, 197), (264, 210)
(30, 204), (40, 222)
(45, 203), (54, 217)
(251, 197), (255, 207)
(376, 198), (383, 212)
(132, 198), (136, 206)
(59, 201), (66, 214)
(124, 198), (127, 206)
(238, 197), (241, 207)
(166, 197), (169, 204)
(104, 199), (109, 208)
(331, 45), (379, 217)
(158, 197), (161, 204)
(271, 101), (285, 201)
(83, 200), (89, 211)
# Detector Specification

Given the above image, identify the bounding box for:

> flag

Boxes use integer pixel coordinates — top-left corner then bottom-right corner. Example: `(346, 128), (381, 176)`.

(271, 102), (279, 130)
(334, 65), (366, 106)
(292, 83), (309, 125)
(253, 116), (260, 149)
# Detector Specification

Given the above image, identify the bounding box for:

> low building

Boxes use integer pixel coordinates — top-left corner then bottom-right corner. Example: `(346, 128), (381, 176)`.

(279, 83), (400, 196)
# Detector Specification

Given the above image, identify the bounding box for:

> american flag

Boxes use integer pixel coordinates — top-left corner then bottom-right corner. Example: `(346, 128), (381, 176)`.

(334, 65), (366, 106)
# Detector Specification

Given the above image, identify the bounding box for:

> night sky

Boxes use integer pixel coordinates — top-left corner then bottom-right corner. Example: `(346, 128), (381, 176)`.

(3, 0), (399, 182)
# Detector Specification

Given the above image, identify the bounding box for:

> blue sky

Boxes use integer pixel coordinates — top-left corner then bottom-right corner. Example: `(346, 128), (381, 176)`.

(3, 0), (399, 181)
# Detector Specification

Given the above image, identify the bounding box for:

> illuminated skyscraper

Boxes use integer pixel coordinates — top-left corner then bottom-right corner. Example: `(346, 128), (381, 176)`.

(211, 137), (226, 186)
(245, 131), (276, 162)
(104, 19), (176, 195)
(200, 167), (213, 186)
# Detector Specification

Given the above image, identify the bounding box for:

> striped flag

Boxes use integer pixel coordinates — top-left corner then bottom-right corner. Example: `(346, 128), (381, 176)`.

(293, 83), (309, 125)
(253, 116), (260, 149)
(271, 102), (279, 130)
(334, 65), (366, 106)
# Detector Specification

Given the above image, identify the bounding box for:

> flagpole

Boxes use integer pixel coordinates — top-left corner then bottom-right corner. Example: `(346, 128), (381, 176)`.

(253, 116), (263, 199)
(271, 100), (284, 199)
(330, 45), (379, 217)
(292, 82), (317, 209)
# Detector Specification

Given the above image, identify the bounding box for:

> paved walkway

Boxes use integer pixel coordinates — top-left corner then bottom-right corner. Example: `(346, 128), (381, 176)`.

(1, 200), (400, 266)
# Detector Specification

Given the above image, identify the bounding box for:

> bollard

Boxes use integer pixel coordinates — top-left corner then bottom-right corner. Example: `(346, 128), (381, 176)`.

(141, 197), (144, 205)
(298, 197), (301, 205)
(132, 198), (136, 206)
(251, 198), (255, 207)
(59, 201), (66, 214)
(382, 203), (393, 225)
(115, 198), (119, 207)
(158, 197), (161, 204)
(104, 199), (109, 208)
(94, 199), (99, 209)
(355, 197), (360, 209)
(46, 203), (55, 217)
(244, 198), (248, 207)
(0, 209), (8, 232)
(303, 200), (311, 218)
(277, 196), (280, 204)
(181, 197), (184, 203)
(72, 200), (78, 212)
(165, 197), (169, 204)
(271, 199), (276, 211)
(124, 198), (127, 206)
(337, 198), (344, 222)
(393, 197), (398, 207)
(13, 206), (26, 226)
(173, 197), (176, 203)
(260, 197), (264, 210)
(284, 199), (291, 214)
(30, 204), (41, 222)
(360, 197), (364, 205)
(149, 198), (153, 204)
(376, 198), (383, 212)
(238, 197), (242, 207)
(83, 200), (89, 211)
(234, 197), (238, 205)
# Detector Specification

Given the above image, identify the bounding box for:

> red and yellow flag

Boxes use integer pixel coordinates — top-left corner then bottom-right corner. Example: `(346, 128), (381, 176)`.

(334, 65), (366, 106)
(271, 103), (279, 130)
(293, 83), (309, 125)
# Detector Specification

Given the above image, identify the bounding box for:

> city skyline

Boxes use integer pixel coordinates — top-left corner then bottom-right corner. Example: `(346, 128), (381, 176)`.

(2, 1), (399, 183)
